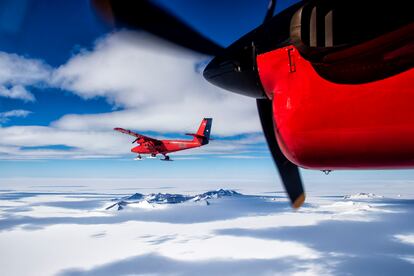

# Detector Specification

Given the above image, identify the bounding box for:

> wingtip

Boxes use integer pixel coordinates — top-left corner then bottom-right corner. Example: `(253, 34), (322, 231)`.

(292, 193), (306, 209)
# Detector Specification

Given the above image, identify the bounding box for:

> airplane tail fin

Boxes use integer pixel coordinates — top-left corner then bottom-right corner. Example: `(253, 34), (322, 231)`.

(185, 118), (212, 145)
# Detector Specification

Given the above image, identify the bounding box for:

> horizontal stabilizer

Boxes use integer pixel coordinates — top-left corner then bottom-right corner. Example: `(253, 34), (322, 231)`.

(185, 133), (206, 139)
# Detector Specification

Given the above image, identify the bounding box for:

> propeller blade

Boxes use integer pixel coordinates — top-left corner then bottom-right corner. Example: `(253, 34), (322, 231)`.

(256, 99), (305, 208)
(263, 0), (277, 24)
(92, 0), (224, 56)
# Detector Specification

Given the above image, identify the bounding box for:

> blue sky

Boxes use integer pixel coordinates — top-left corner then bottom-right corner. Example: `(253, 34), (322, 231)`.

(0, 0), (280, 182)
(0, 0), (414, 191)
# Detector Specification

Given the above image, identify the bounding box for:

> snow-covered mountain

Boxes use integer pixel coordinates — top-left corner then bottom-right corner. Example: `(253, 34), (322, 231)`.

(193, 189), (241, 201)
(125, 193), (144, 200)
(343, 192), (384, 200)
(145, 193), (193, 204)
(106, 189), (241, 211)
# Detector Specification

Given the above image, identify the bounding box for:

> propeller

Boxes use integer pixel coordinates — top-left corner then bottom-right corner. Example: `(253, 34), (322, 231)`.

(257, 0), (305, 208)
(92, 0), (224, 56)
(92, 0), (306, 207)
(263, 0), (277, 24)
(257, 99), (305, 208)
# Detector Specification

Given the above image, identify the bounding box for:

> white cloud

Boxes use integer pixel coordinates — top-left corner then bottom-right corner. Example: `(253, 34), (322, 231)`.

(52, 31), (261, 136)
(0, 51), (51, 101)
(395, 234), (414, 246)
(0, 125), (128, 159)
(0, 85), (35, 102)
(0, 109), (32, 123)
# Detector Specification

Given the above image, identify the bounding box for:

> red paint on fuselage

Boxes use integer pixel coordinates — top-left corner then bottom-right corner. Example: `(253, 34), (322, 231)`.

(257, 46), (414, 169)
(131, 139), (202, 155)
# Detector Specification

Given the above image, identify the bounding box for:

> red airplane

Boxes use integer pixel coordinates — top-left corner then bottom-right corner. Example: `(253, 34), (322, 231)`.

(94, 0), (413, 208)
(114, 118), (212, 161)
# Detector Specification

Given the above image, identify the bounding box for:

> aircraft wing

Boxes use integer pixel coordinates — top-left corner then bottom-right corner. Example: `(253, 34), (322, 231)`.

(114, 128), (162, 144)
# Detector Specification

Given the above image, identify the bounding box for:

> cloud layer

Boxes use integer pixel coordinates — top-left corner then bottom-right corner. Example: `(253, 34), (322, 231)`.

(0, 31), (264, 159)
(51, 31), (261, 135)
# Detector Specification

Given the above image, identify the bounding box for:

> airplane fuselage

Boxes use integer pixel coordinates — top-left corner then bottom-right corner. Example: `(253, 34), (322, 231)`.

(132, 139), (202, 155)
(115, 118), (213, 159)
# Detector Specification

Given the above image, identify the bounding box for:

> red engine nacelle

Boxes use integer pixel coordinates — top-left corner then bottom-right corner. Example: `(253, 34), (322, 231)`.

(257, 46), (414, 170)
